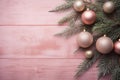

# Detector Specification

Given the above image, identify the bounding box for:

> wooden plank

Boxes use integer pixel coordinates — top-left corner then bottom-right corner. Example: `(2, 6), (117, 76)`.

(0, 0), (68, 25)
(0, 59), (99, 80)
(0, 26), (84, 58)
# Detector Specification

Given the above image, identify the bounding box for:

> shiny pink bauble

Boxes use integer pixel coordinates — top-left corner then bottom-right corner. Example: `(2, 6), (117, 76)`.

(81, 10), (96, 25)
(96, 36), (113, 54)
(77, 31), (93, 48)
(114, 41), (120, 54)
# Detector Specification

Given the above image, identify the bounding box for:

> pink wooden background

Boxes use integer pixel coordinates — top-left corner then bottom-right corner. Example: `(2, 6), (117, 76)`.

(0, 0), (106, 80)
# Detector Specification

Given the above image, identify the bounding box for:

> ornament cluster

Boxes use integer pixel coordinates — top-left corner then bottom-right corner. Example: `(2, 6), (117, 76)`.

(73, 0), (118, 58)
(73, 0), (96, 25)
(73, 0), (115, 25)
(51, 0), (120, 59)
(77, 30), (120, 59)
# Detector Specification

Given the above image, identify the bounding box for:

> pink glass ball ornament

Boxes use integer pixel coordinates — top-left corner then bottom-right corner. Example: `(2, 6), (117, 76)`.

(114, 39), (120, 54)
(81, 9), (96, 25)
(77, 30), (93, 48)
(96, 35), (113, 54)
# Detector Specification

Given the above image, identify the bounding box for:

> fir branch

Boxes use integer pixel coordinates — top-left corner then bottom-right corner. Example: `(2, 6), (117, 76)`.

(49, 2), (73, 12)
(97, 53), (119, 80)
(114, 9), (120, 21)
(107, 27), (120, 41)
(114, 0), (120, 8)
(96, 0), (107, 3)
(69, 16), (83, 28)
(58, 11), (78, 25)
(86, 1), (103, 12)
(65, 0), (75, 3)
(75, 50), (101, 79)
(112, 66), (120, 80)
(55, 25), (83, 38)
(92, 22), (113, 35)
(68, 18), (76, 27)
(73, 47), (89, 54)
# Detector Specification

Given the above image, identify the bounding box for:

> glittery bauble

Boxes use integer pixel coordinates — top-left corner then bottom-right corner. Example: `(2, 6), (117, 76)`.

(103, 1), (115, 14)
(81, 10), (96, 25)
(114, 40), (120, 54)
(85, 50), (94, 59)
(73, 0), (85, 12)
(77, 31), (93, 48)
(96, 36), (113, 54)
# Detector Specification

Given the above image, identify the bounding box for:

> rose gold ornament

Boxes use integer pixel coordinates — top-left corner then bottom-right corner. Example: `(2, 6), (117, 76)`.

(73, 0), (85, 12)
(103, 1), (115, 14)
(85, 50), (94, 59)
(81, 9), (96, 25)
(114, 39), (120, 54)
(96, 35), (113, 54)
(84, 0), (91, 3)
(77, 30), (93, 48)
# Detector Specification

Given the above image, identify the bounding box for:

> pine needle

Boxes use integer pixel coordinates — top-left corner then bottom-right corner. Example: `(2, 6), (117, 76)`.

(97, 53), (119, 80)
(68, 18), (76, 27)
(69, 15), (83, 27)
(49, 2), (73, 12)
(65, 0), (75, 3)
(114, 0), (120, 8)
(55, 25), (83, 38)
(112, 66), (120, 80)
(58, 11), (78, 25)
(108, 27), (120, 41)
(92, 21), (118, 36)
(75, 50), (101, 79)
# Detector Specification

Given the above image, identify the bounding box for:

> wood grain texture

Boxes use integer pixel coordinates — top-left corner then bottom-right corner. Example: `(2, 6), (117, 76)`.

(0, 0), (68, 25)
(0, 26), (84, 58)
(0, 59), (98, 80)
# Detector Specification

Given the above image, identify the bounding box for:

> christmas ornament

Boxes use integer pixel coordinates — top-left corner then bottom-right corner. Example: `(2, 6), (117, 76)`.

(84, 0), (91, 3)
(77, 30), (93, 48)
(85, 50), (94, 59)
(96, 35), (113, 54)
(81, 9), (96, 25)
(103, 1), (115, 14)
(114, 39), (120, 54)
(73, 0), (85, 12)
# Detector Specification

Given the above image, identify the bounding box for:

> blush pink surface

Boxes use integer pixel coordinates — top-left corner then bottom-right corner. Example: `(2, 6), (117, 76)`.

(0, 0), (109, 80)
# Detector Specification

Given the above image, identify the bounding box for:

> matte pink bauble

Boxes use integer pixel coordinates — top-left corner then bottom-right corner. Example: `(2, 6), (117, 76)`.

(103, 1), (115, 14)
(73, 0), (85, 12)
(81, 10), (96, 25)
(96, 36), (113, 54)
(77, 31), (93, 48)
(114, 40), (120, 54)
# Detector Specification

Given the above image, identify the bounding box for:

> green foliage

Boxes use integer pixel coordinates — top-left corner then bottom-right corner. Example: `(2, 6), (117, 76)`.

(92, 21), (113, 35)
(75, 50), (101, 79)
(68, 18), (76, 27)
(55, 24), (83, 38)
(58, 11), (78, 25)
(107, 27), (120, 41)
(49, 2), (73, 12)
(97, 53), (119, 80)
(65, 0), (75, 3)
(112, 66), (120, 80)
